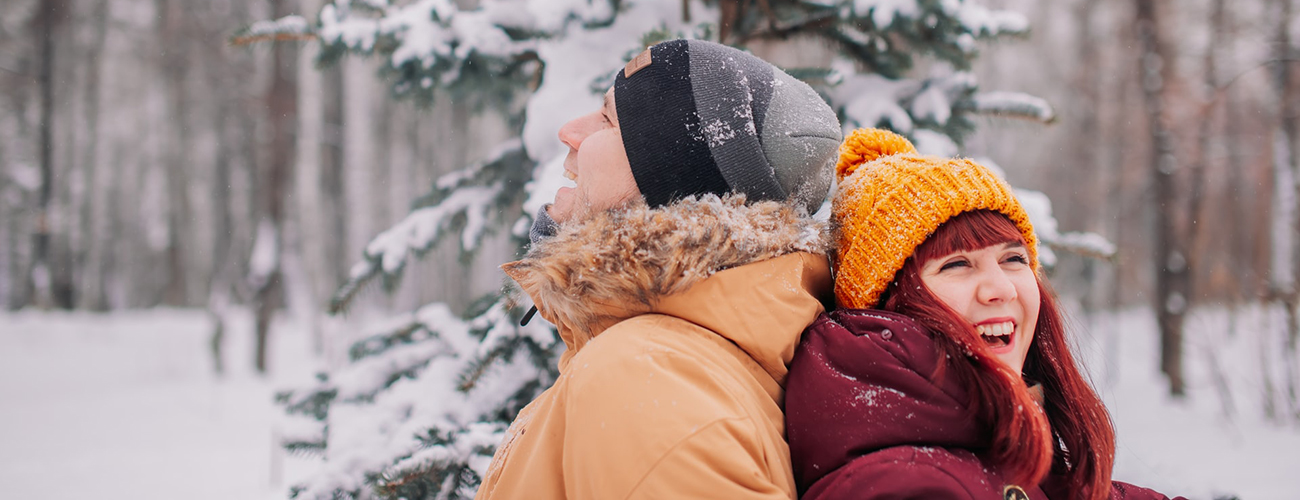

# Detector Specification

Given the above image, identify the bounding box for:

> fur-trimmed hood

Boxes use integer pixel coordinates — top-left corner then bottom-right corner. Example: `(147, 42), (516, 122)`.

(502, 195), (832, 375)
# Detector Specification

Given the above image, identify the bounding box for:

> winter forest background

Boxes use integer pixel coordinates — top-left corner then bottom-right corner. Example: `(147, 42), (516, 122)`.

(2, 0), (1300, 499)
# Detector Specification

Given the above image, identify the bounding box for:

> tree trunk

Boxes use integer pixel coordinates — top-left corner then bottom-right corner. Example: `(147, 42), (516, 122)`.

(1073, 0), (1105, 315)
(77, 0), (110, 311)
(292, 0), (329, 354)
(1218, 3), (1259, 305)
(1271, 0), (1300, 421)
(207, 69), (237, 376)
(342, 57), (375, 280)
(321, 65), (348, 285)
(1135, 0), (1189, 397)
(156, 0), (193, 306)
(3, 3), (36, 310)
(253, 0), (299, 374)
(1185, 0), (1224, 274)
(30, 0), (67, 310)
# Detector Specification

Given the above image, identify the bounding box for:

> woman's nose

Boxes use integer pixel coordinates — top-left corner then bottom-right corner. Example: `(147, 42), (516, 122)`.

(976, 268), (1018, 304)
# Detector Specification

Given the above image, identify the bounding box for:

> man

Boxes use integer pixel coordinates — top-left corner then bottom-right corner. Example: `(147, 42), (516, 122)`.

(478, 39), (841, 500)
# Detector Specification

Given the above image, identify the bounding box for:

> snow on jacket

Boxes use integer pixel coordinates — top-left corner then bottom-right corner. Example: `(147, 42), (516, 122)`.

(476, 195), (833, 500)
(786, 309), (1181, 500)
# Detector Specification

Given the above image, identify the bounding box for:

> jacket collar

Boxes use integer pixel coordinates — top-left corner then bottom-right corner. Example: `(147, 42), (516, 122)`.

(501, 195), (830, 377)
(787, 309), (981, 490)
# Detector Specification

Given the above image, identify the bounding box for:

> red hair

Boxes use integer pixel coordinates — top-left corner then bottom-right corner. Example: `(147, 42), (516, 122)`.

(877, 210), (1116, 500)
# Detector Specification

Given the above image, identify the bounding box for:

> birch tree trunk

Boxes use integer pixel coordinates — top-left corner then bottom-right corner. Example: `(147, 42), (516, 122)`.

(1270, 0), (1300, 420)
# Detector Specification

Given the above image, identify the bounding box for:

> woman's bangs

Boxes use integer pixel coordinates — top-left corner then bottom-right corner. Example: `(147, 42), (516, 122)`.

(913, 210), (1025, 264)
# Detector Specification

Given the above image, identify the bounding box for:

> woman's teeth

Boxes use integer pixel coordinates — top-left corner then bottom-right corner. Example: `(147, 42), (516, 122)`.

(976, 321), (1014, 337)
(563, 171), (577, 181)
(976, 321), (1014, 346)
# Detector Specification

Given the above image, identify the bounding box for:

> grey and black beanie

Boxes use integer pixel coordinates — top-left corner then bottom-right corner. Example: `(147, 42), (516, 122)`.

(613, 39), (841, 214)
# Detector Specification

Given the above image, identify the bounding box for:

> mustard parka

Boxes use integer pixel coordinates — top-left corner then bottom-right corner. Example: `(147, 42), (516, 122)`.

(475, 195), (832, 500)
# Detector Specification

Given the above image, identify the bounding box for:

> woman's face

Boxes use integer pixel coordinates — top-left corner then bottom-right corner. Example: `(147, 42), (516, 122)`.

(918, 242), (1040, 374)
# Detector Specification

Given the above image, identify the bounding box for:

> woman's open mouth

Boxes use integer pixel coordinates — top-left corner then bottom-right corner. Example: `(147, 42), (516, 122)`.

(976, 320), (1015, 348)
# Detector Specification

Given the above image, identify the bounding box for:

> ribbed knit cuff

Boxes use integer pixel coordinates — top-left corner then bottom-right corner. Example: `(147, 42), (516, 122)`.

(529, 205), (560, 245)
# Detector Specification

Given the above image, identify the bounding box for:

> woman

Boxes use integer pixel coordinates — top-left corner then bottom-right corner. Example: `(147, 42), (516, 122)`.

(786, 129), (1181, 500)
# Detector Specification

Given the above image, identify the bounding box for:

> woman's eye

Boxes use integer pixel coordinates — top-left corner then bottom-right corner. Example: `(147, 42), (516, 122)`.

(939, 260), (969, 271)
(1004, 254), (1029, 265)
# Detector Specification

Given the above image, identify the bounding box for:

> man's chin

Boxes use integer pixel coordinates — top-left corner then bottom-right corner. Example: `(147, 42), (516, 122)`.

(548, 194), (575, 224)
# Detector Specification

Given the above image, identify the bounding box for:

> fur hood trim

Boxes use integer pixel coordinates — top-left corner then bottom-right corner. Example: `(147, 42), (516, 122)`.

(502, 195), (827, 351)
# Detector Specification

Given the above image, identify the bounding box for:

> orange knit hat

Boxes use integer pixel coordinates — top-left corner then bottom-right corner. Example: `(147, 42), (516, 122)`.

(832, 128), (1040, 309)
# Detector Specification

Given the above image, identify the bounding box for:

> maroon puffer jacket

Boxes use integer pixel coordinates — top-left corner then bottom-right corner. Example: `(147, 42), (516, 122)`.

(786, 309), (1180, 500)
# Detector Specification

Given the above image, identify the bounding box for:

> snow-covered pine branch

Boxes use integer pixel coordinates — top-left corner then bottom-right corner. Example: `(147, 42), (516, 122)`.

(313, 0), (616, 103)
(330, 140), (531, 313)
(232, 14), (314, 44)
(968, 90), (1057, 123)
(841, 0), (1029, 75)
(832, 70), (1054, 151)
(1016, 188), (1117, 266)
(280, 299), (558, 500)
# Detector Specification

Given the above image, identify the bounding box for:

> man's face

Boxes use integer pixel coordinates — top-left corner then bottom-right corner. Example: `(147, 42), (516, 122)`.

(548, 87), (640, 224)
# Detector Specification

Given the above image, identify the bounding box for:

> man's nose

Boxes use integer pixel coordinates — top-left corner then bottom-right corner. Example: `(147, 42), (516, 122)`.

(558, 112), (604, 150)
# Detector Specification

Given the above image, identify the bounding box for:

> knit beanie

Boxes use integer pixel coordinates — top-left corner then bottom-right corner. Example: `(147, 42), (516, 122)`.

(614, 39), (841, 215)
(832, 128), (1039, 310)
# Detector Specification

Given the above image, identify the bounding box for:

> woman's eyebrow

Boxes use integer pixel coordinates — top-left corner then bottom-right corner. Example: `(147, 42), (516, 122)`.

(1002, 241), (1026, 249)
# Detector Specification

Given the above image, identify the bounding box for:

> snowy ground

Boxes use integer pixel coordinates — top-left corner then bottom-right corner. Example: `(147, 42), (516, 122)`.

(1082, 305), (1300, 499)
(0, 308), (319, 500)
(1, 306), (1298, 499)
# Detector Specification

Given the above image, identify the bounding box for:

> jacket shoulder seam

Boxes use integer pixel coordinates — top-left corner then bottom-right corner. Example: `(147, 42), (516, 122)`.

(622, 416), (757, 500)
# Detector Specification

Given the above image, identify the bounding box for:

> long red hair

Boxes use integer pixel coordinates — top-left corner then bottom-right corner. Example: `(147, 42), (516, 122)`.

(876, 210), (1116, 500)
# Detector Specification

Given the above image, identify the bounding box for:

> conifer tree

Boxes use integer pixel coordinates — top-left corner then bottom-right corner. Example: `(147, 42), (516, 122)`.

(247, 1), (1112, 498)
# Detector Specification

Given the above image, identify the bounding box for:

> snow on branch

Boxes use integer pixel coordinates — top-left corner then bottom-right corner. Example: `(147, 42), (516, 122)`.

(947, 0), (1029, 36)
(968, 91), (1056, 123)
(832, 73), (919, 132)
(278, 415), (329, 456)
(851, 0), (922, 28)
(300, 0), (620, 100)
(371, 184), (501, 271)
(434, 138), (525, 191)
(231, 14), (315, 45)
(329, 184), (500, 312)
(377, 422), (505, 498)
(832, 70), (996, 145)
(1016, 188), (1116, 266)
(330, 139), (532, 313)
(840, 0), (1029, 72)
(1049, 231), (1118, 261)
(318, 0), (524, 61)
(282, 298), (558, 500)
